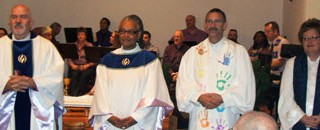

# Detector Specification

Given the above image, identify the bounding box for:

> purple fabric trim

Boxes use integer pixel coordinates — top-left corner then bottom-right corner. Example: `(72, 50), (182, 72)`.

(99, 123), (111, 130)
(135, 98), (173, 115)
(136, 98), (173, 130)
(0, 92), (16, 130)
(29, 90), (64, 129)
(88, 113), (111, 127)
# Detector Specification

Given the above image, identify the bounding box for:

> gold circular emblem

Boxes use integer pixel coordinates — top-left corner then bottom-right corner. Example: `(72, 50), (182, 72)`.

(122, 58), (130, 66)
(18, 54), (27, 63)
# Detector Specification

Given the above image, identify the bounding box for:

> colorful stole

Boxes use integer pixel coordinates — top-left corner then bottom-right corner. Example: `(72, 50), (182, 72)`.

(293, 53), (320, 130)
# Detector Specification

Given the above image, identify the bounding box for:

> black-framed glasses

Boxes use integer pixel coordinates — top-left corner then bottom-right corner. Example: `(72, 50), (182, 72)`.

(303, 36), (320, 42)
(118, 29), (140, 35)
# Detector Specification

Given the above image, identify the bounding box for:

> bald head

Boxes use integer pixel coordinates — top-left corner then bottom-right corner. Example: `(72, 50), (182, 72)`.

(186, 15), (196, 29)
(173, 30), (184, 45)
(233, 111), (278, 130)
(11, 4), (31, 15)
(9, 4), (34, 40)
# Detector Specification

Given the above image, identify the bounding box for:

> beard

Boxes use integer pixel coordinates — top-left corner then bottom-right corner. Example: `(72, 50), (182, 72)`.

(12, 22), (28, 35)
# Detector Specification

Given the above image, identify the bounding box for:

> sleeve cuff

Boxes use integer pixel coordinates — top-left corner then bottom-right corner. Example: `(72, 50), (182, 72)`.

(287, 108), (305, 125)
(130, 107), (154, 123)
(190, 92), (203, 106)
(106, 114), (113, 120)
(221, 92), (233, 107)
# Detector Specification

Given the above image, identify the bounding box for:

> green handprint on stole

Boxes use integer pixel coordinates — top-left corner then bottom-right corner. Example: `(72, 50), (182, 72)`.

(216, 71), (231, 91)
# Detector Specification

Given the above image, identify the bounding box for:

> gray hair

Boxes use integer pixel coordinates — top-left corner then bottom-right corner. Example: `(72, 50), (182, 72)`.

(120, 14), (144, 48)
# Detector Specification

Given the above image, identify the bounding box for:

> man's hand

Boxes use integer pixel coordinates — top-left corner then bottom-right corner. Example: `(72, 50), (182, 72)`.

(3, 75), (36, 93)
(210, 93), (223, 105)
(107, 116), (123, 128)
(70, 64), (79, 70)
(300, 115), (318, 129)
(121, 116), (137, 129)
(198, 93), (223, 109)
(309, 115), (320, 128)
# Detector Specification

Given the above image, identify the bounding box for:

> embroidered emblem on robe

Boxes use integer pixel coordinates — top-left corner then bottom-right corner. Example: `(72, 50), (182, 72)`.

(122, 58), (130, 66)
(18, 54), (27, 63)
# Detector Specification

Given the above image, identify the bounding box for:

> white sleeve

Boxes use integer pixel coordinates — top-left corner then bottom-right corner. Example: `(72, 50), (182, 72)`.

(32, 40), (65, 109)
(131, 107), (157, 123)
(176, 48), (203, 113)
(278, 57), (305, 130)
(221, 46), (256, 114)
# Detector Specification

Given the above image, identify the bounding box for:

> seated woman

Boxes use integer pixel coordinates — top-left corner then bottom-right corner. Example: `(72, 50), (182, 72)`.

(40, 27), (53, 41)
(68, 27), (96, 96)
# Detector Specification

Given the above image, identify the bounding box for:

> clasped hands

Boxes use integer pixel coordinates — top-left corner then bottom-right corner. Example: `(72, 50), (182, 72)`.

(4, 74), (36, 94)
(300, 115), (320, 129)
(71, 64), (90, 71)
(108, 116), (137, 129)
(198, 93), (223, 109)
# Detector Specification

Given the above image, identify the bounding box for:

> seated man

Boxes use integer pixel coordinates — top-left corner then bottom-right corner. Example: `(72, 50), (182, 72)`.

(143, 31), (159, 56)
(233, 111), (278, 130)
(162, 30), (190, 129)
(50, 22), (62, 44)
(228, 29), (239, 44)
(95, 17), (112, 47)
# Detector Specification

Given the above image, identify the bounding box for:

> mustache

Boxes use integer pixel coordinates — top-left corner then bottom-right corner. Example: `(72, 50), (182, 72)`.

(121, 37), (134, 42)
(208, 27), (218, 31)
(14, 23), (23, 28)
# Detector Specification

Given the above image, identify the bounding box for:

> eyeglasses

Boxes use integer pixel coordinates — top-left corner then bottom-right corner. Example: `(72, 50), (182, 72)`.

(118, 29), (140, 35)
(206, 19), (225, 24)
(302, 36), (320, 42)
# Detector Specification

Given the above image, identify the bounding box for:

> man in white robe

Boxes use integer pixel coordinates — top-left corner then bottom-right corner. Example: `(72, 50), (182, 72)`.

(89, 15), (173, 130)
(0, 4), (64, 130)
(278, 18), (320, 130)
(176, 8), (255, 129)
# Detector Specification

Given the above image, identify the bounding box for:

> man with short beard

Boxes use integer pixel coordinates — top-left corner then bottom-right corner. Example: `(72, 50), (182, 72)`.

(0, 4), (64, 130)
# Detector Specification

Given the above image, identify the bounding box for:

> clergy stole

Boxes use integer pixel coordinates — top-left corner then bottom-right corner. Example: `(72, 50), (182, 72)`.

(293, 53), (320, 130)
(13, 40), (33, 130)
